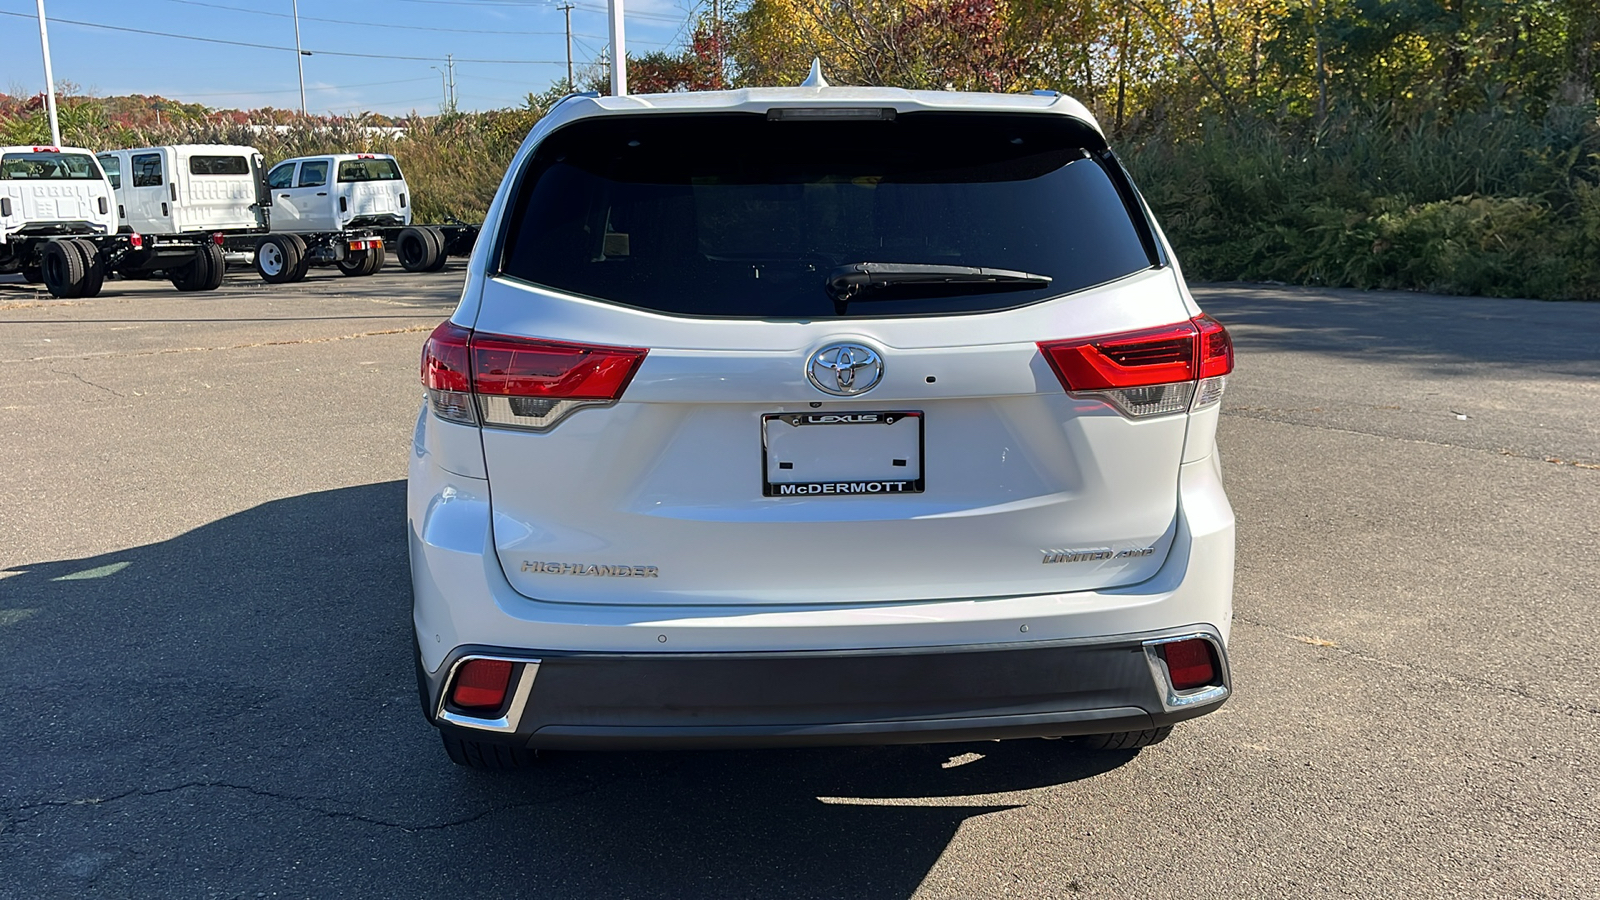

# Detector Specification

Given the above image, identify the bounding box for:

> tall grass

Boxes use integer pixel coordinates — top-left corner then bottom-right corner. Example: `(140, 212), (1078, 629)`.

(1123, 105), (1600, 300)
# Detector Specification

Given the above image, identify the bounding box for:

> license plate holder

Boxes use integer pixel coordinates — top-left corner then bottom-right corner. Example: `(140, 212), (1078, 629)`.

(762, 411), (924, 497)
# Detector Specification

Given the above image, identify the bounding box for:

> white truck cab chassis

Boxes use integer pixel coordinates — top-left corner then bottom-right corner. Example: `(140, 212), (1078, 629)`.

(2, 145), (226, 297)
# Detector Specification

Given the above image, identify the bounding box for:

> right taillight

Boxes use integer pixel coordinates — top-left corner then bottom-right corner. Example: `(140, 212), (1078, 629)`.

(419, 321), (648, 431)
(1038, 314), (1234, 418)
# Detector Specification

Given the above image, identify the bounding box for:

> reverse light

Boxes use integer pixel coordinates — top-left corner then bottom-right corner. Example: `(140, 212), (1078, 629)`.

(419, 322), (648, 431)
(450, 658), (514, 710)
(1038, 314), (1234, 418)
(1159, 639), (1218, 691)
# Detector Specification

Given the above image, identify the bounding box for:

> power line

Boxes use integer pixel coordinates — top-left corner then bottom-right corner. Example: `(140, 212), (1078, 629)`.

(156, 77), (440, 99)
(159, 0), (568, 37)
(385, 0), (687, 23)
(0, 9), (570, 64)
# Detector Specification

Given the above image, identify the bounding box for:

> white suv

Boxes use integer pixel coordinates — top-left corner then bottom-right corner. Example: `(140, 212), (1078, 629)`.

(409, 87), (1236, 769)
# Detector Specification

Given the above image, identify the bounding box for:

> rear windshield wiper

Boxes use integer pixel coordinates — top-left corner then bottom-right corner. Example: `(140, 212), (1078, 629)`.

(825, 262), (1053, 308)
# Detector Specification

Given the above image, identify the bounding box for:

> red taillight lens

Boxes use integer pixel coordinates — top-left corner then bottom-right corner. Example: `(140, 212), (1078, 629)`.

(419, 323), (648, 430)
(129, 232), (143, 249)
(1194, 314), (1234, 378)
(1038, 314), (1234, 417)
(471, 336), (647, 400)
(451, 658), (514, 710)
(211, 232), (225, 246)
(421, 321), (472, 392)
(1160, 639), (1217, 691)
(1040, 322), (1198, 391)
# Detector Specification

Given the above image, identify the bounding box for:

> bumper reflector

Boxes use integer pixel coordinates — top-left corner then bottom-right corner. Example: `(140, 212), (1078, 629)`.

(1160, 639), (1217, 690)
(451, 658), (514, 709)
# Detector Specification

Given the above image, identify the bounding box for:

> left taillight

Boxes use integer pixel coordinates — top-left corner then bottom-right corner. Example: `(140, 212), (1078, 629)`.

(1038, 314), (1234, 418)
(420, 322), (648, 431)
(420, 321), (475, 424)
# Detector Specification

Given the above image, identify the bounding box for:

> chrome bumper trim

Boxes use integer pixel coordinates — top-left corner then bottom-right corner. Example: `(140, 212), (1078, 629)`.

(434, 654), (541, 733)
(1142, 631), (1231, 712)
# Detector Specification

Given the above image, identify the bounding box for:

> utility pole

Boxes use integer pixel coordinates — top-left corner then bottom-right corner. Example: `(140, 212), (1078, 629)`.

(608, 0), (627, 96)
(559, 4), (574, 90)
(35, 0), (61, 146)
(446, 54), (456, 111)
(292, 0), (307, 116)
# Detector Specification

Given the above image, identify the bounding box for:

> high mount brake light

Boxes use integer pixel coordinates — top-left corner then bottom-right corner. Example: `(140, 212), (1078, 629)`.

(420, 322), (648, 430)
(1039, 314), (1234, 418)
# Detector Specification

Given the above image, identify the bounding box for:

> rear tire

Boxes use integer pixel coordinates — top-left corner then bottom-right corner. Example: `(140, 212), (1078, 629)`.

(338, 245), (386, 277)
(422, 226), (449, 272)
(40, 240), (87, 298)
(255, 234), (303, 284)
(70, 239), (106, 298)
(171, 244), (225, 292)
(441, 732), (540, 771)
(396, 226), (439, 272)
(1075, 726), (1173, 751)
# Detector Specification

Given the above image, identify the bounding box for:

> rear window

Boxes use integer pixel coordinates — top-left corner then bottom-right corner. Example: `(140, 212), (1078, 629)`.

(500, 113), (1156, 318)
(189, 155), (249, 176)
(338, 159), (401, 182)
(0, 152), (102, 181)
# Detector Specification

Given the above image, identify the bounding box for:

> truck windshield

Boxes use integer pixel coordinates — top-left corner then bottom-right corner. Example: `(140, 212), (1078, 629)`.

(338, 159), (401, 182)
(189, 156), (249, 176)
(0, 153), (101, 180)
(499, 112), (1157, 318)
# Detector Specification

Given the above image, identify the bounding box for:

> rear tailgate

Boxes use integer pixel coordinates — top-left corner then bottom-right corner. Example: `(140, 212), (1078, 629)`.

(473, 270), (1190, 606)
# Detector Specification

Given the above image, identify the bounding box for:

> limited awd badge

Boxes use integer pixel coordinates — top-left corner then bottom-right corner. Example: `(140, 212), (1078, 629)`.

(807, 343), (883, 396)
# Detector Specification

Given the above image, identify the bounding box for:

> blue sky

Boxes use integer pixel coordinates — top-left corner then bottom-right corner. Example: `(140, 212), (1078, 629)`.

(1, 0), (699, 116)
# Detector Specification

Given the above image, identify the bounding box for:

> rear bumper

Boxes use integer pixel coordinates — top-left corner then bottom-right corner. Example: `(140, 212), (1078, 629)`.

(420, 628), (1230, 750)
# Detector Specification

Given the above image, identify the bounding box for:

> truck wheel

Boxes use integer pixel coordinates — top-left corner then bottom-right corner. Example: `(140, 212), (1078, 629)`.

(338, 245), (385, 277)
(172, 244), (226, 292)
(396, 226), (439, 272)
(1075, 726), (1173, 751)
(69, 239), (106, 298)
(40, 240), (87, 298)
(423, 227), (450, 272)
(255, 235), (303, 284)
(440, 732), (539, 771)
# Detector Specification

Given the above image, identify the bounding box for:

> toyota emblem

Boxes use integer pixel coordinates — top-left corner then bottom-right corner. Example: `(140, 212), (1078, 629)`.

(807, 343), (883, 396)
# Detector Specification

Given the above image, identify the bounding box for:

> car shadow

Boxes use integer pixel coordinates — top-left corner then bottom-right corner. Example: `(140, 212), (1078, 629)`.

(0, 481), (1140, 898)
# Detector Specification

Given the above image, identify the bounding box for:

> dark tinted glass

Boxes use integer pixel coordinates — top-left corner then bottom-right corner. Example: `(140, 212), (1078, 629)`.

(338, 159), (401, 181)
(130, 153), (163, 187)
(2, 153), (102, 180)
(189, 155), (249, 176)
(501, 113), (1155, 318)
(297, 161), (329, 187)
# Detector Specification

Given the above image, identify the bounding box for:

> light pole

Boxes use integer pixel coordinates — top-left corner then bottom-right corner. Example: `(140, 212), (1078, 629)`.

(608, 0), (626, 96)
(292, 0), (307, 116)
(35, 0), (62, 146)
(430, 65), (448, 112)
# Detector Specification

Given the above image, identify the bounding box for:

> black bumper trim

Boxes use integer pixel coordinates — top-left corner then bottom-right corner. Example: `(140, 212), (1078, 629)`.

(422, 626), (1229, 750)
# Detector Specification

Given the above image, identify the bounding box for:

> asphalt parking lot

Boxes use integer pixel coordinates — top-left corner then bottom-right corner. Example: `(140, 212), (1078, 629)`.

(1, 267), (1596, 898)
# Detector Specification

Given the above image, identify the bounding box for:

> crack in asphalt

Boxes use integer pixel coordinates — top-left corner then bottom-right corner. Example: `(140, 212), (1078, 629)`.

(1220, 408), (1600, 470)
(1235, 616), (1600, 718)
(0, 774), (626, 836)
(49, 367), (125, 398)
